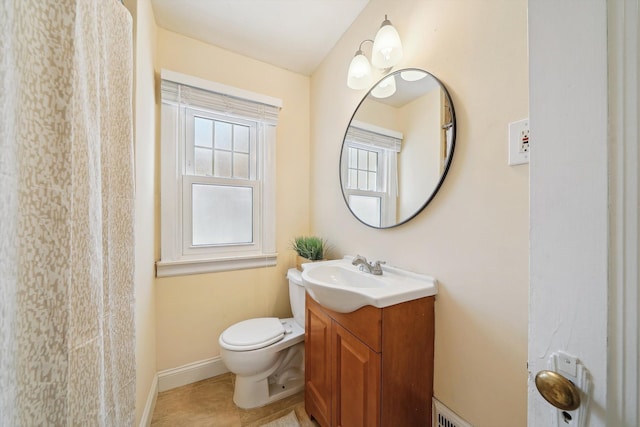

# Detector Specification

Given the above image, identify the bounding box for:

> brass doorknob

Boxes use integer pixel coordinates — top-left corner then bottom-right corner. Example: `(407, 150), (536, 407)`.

(535, 370), (581, 411)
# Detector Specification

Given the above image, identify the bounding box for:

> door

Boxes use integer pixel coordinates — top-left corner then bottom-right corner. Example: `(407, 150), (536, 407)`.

(332, 323), (380, 427)
(528, 1), (639, 426)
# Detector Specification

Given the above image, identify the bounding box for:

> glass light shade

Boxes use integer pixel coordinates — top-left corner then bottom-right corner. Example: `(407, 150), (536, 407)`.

(400, 70), (428, 81)
(347, 52), (373, 90)
(371, 20), (403, 69)
(370, 75), (396, 99)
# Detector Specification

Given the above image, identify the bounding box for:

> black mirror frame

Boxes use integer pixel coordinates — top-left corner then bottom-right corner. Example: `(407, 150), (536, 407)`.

(339, 68), (457, 229)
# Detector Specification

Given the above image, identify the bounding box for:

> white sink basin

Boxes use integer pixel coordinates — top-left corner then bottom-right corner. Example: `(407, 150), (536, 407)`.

(301, 256), (438, 313)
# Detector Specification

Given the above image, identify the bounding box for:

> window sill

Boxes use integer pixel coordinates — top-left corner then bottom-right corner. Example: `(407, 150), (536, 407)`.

(156, 253), (278, 278)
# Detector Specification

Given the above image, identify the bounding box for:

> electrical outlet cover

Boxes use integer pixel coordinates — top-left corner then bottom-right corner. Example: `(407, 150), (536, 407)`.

(508, 118), (530, 165)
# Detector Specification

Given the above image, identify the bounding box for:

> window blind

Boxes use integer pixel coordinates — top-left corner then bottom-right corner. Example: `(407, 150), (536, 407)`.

(161, 79), (281, 126)
(345, 126), (402, 152)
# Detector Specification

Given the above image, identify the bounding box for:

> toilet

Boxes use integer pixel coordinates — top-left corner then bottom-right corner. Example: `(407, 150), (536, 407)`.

(218, 268), (306, 409)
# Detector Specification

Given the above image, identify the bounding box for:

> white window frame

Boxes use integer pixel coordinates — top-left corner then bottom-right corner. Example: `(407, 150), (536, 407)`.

(156, 70), (281, 277)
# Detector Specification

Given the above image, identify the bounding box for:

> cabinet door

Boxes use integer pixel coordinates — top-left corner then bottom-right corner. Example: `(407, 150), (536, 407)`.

(332, 323), (381, 427)
(305, 296), (332, 427)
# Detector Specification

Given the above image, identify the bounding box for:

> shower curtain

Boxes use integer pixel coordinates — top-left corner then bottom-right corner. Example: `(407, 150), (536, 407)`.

(0, 0), (135, 424)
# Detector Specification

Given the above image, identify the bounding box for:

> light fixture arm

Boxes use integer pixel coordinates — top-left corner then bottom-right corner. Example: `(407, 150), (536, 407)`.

(355, 39), (374, 55)
(353, 39), (391, 74)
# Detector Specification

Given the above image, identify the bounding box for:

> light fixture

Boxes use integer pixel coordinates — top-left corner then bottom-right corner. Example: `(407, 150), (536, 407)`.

(370, 74), (396, 99)
(400, 69), (428, 82)
(371, 16), (403, 69)
(347, 40), (374, 90)
(347, 15), (403, 91)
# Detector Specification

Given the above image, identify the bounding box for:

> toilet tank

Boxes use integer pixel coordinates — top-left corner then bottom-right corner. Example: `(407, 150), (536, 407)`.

(287, 268), (305, 327)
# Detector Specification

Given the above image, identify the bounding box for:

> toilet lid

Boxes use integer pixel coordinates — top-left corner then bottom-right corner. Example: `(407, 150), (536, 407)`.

(220, 317), (285, 351)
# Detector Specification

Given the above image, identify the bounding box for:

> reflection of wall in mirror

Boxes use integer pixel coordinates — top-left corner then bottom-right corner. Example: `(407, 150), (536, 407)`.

(353, 96), (401, 132)
(397, 88), (442, 220)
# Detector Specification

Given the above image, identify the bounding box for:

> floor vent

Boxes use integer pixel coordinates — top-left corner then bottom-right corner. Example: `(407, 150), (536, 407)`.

(433, 398), (473, 427)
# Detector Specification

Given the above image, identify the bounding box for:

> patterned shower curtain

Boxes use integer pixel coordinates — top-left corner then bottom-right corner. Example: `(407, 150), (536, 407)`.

(0, 0), (136, 425)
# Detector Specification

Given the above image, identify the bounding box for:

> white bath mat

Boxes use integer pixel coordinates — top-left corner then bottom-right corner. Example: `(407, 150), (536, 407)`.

(259, 410), (300, 427)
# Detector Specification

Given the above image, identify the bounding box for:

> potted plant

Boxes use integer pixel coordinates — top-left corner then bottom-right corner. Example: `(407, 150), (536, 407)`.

(291, 236), (328, 269)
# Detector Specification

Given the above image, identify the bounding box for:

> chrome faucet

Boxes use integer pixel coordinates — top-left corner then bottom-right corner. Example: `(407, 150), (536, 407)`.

(351, 255), (385, 275)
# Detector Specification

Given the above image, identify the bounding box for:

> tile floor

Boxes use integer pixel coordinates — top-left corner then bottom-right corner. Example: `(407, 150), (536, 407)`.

(151, 373), (319, 426)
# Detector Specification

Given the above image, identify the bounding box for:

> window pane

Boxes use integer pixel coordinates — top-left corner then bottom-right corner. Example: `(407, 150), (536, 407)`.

(234, 125), (250, 153)
(348, 170), (357, 189)
(358, 149), (368, 169)
(215, 121), (233, 150)
(349, 195), (381, 227)
(368, 172), (377, 191)
(369, 152), (378, 171)
(195, 147), (212, 176)
(214, 150), (232, 177)
(194, 117), (213, 148)
(234, 153), (249, 179)
(192, 184), (253, 245)
(358, 170), (368, 190)
(348, 147), (357, 168)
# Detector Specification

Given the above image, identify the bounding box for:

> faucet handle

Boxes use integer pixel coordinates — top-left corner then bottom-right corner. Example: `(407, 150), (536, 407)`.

(371, 260), (386, 275)
(352, 254), (367, 264)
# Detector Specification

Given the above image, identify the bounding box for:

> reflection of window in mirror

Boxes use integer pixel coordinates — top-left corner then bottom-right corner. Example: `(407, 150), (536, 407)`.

(347, 146), (378, 191)
(342, 121), (402, 227)
(348, 194), (381, 227)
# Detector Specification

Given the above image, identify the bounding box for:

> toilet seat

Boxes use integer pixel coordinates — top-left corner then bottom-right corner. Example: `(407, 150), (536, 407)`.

(220, 317), (285, 351)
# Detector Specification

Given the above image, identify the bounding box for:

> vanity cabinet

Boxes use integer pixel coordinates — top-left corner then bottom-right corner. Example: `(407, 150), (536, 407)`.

(305, 294), (435, 427)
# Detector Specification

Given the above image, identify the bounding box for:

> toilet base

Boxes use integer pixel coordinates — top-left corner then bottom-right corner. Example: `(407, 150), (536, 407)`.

(233, 375), (304, 409)
(268, 375), (304, 403)
(232, 343), (304, 409)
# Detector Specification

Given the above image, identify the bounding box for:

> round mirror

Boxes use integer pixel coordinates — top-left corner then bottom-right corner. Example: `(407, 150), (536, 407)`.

(340, 68), (456, 228)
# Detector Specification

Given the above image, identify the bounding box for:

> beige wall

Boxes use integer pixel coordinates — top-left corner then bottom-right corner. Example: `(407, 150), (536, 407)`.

(310, 0), (529, 426)
(154, 29), (311, 370)
(355, 98), (400, 130)
(125, 0), (158, 424)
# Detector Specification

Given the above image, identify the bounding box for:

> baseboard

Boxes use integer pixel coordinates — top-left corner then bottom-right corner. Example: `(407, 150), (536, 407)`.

(157, 356), (229, 392)
(138, 374), (158, 427)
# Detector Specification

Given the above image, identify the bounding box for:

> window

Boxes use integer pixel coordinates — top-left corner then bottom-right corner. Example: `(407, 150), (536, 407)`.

(157, 70), (281, 277)
(347, 146), (380, 191)
(342, 121), (402, 227)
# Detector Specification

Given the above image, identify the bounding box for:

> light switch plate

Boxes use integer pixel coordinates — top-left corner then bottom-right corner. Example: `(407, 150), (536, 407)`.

(508, 118), (530, 165)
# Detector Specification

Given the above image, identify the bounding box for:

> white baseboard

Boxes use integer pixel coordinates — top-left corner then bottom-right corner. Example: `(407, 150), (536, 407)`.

(138, 374), (158, 427)
(157, 356), (229, 392)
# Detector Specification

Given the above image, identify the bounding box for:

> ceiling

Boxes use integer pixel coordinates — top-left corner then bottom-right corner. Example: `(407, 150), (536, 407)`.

(150, 0), (370, 76)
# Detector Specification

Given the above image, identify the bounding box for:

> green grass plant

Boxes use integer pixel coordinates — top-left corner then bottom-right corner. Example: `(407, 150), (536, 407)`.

(291, 236), (326, 261)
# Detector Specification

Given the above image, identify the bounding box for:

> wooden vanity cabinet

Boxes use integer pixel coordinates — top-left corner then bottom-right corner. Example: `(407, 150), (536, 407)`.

(305, 294), (435, 427)
(305, 296), (332, 427)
